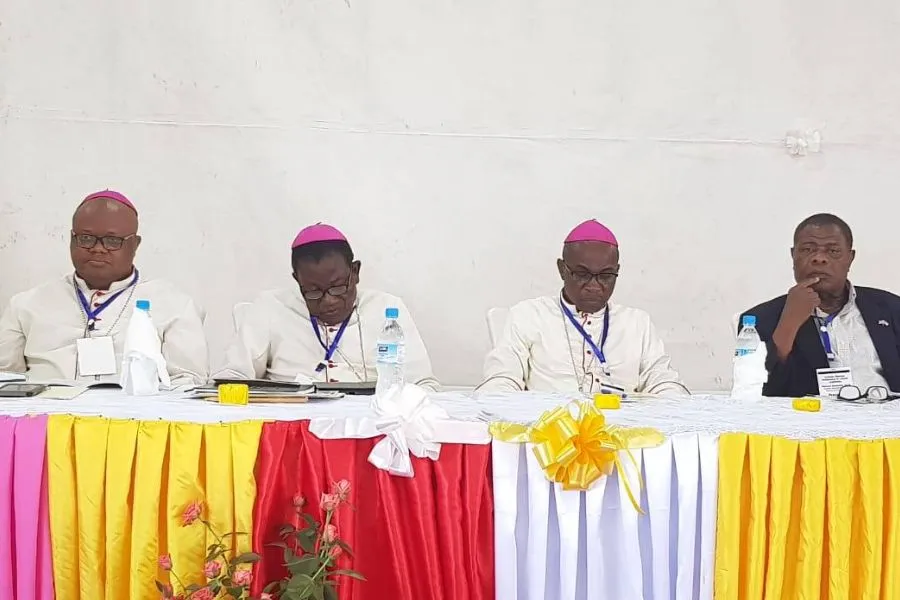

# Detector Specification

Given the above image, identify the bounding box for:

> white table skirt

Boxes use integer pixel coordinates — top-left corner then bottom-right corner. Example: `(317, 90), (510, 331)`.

(492, 434), (718, 600)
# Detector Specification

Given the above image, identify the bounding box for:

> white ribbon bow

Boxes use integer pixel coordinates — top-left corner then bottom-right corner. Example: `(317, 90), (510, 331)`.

(368, 384), (448, 477)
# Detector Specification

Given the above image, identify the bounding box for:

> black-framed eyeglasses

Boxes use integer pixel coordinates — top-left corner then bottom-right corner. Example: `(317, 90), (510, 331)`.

(562, 263), (619, 287)
(837, 385), (899, 404)
(301, 274), (353, 301)
(71, 232), (136, 251)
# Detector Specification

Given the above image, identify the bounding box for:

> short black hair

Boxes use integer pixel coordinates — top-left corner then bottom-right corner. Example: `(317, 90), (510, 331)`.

(291, 240), (354, 271)
(793, 213), (853, 248)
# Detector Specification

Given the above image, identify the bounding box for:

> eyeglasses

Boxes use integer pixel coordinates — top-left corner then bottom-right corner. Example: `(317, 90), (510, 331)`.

(562, 263), (619, 287)
(71, 232), (136, 251)
(837, 385), (899, 404)
(300, 274), (353, 301)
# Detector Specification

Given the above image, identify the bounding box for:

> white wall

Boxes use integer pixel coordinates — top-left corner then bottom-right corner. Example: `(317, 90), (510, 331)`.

(2, 0), (900, 388)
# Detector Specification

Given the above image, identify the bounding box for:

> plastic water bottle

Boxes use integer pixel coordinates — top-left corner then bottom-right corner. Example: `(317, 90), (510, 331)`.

(732, 315), (767, 400)
(121, 299), (165, 395)
(375, 307), (406, 397)
(735, 315), (760, 357)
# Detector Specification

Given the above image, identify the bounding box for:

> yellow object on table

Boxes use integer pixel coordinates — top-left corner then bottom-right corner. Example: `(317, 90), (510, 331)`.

(593, 393), (621, 410)
(218, 383), (250, 405)
(792, 397), (821, 412)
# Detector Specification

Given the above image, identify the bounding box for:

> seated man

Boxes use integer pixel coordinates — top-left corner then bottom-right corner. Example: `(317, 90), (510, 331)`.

(0, 191), (209, 385)
(479, 219), (688, 395)
(741, 213), (900, 397)
(216, 223), (439, 389)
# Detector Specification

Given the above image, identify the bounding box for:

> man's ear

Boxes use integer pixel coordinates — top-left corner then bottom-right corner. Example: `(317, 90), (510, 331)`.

(351, 260), (362, 280)
(556, 258), (566, 280)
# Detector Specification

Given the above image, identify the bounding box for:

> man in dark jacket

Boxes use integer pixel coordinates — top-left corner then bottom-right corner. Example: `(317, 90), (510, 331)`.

(741, 213), (900, 397)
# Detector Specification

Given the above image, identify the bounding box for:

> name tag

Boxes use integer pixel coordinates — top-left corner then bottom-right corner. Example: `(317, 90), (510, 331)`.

(816, 367), (853, 398)
(76, 336), (117, 376)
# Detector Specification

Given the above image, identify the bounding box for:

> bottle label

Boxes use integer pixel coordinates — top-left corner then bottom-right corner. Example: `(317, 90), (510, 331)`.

(735, 348), (756, 357)
(377, 342), (399, 364)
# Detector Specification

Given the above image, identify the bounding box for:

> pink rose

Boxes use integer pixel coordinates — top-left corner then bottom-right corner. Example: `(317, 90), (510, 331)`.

(203, 560), (222, 579)
(181, 500), (203, 526)
(190, 589), (215, 600)
(292, 494), (306, 510)
(232, 569), (252, 586)
(322, 523), (337, 544)
(320, 493), (339, 512)
(158, 554), (173, 571)
(260, 594), (274, 600)
(328, 545), (342, 560)
(332, 479), (351, 502)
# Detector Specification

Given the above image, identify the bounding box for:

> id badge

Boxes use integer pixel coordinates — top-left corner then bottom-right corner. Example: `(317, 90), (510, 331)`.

(816, 367), (853, 398)
(76, 336), (117, 376)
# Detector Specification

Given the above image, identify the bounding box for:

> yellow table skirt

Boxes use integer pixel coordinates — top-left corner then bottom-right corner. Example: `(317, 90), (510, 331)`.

(47, 415), (262, 600)
(715, 433), (900, 600)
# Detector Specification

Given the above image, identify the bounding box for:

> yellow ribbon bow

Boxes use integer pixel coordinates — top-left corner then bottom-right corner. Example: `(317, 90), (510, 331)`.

(490, 401), (664, 512)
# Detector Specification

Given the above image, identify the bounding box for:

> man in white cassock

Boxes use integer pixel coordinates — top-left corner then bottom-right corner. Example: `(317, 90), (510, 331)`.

(479, 219), (688, 396)
(0, 190), (209, 385)
(216, 223), (440, 389)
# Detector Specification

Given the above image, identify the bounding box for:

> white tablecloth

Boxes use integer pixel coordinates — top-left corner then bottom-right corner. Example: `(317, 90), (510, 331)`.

(5, 389), (900, 600)
(5, 389), (900, 440)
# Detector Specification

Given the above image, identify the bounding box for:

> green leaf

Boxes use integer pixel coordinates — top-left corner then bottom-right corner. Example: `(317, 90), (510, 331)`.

(267, 541), (288, 549)
(263, 581), (280, 593)
(280, 524), (297, 536)
(185, 583), (202, 592)
(333, 539), (355, 557)
(300, 513), (318, 529)
(229, 552), (261, 566)
(206, 544), (225, 562)
(296, 531), (316, 553)
(286, 573), (316, 593)
(329, 569), (366, 581)
(286, 554), (320, 577)
(154, 580), (169, 594)
(323, 582), (338, 600)
(225, 585), (243, 599)
(311, 585), (324, 600)
(222, 531), (249, 538)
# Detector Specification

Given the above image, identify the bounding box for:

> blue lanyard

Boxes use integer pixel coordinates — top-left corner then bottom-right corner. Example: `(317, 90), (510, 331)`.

(560, 300), (611, 375)
(75, 269), (139, 331)
(815, 313), (838, 360)
(310, 315), (350, 372)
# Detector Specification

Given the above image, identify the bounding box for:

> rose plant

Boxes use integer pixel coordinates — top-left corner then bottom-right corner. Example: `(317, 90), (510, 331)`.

(156, 500), (262, 600)
(264, 479), (364, 600)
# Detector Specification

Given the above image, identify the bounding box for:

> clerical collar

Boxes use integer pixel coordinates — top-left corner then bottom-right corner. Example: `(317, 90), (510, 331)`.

(73, 268), (138, 295)
(559, 292), (609, 318)
(814, 283), (856, 320)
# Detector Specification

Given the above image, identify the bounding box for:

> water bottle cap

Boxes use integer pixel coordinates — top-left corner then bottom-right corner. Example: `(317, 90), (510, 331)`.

(742, 315), (756, 327)
(136, 300), (150, 311)
(385, 307), (399, 319)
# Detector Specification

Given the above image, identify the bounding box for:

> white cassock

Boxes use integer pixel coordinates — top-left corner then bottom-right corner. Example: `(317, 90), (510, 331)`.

(480, 295), (689, 395)
(0, 272), (209, 386)
(215, 287), (440, 390)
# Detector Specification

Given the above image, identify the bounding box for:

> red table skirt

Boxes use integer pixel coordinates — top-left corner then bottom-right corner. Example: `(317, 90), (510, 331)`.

(251, 421), (495, 599)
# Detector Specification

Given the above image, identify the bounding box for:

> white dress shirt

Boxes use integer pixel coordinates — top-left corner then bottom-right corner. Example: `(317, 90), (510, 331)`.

(480, 295), (688, 395)
(0, 272), (209, 385)
(215, 287), (439, 390)
(816, 284), (889, 391)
